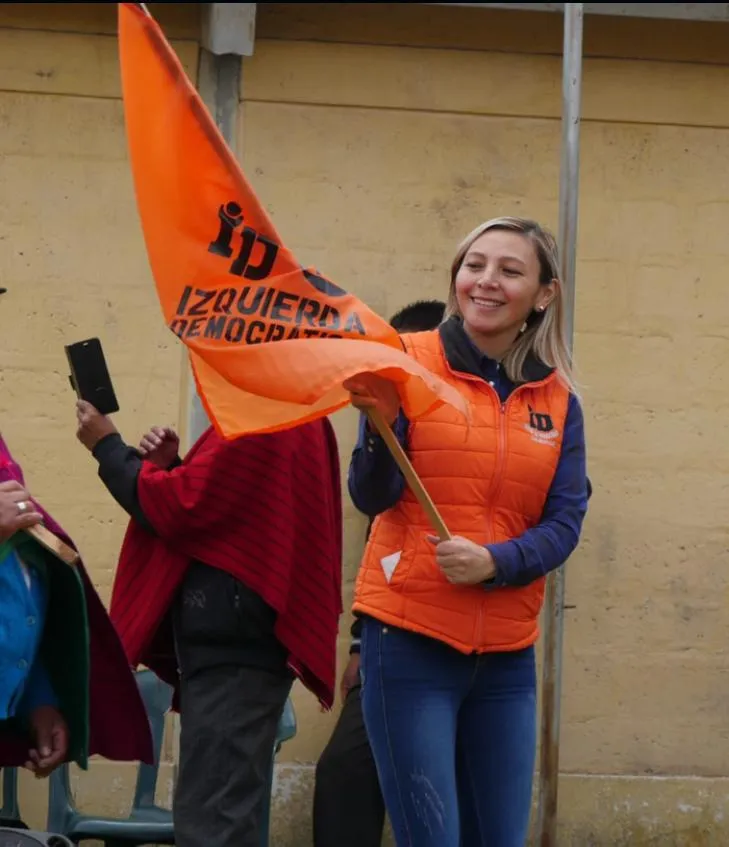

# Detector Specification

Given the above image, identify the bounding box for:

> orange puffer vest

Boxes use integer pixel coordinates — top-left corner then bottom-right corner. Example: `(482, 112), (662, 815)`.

(353, 323), (569, 653)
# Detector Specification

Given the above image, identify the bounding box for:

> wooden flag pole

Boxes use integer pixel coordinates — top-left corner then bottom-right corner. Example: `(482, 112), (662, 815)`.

(25, 524), (79, 567)
(365, 408), (451, 540)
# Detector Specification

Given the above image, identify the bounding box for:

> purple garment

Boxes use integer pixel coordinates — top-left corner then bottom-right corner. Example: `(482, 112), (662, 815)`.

(0, 435), (153, 767)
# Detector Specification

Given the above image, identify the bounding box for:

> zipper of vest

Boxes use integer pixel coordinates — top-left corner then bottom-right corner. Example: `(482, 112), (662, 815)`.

(487, 372), (555, 536)
(484, 391), (508, 545)
(467, 370), (550, 649)
(476, 391), (507, 649)
(467, 370), (556, 648)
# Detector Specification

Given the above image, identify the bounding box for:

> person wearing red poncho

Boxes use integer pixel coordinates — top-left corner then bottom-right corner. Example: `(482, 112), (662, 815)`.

(75, 402), (343, 847)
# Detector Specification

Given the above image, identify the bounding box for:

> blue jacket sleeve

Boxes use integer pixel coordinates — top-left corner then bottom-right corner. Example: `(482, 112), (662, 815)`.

(19, 656), (58, 717)
(348, 410), (409, 517)
(485, 393), (588, 587)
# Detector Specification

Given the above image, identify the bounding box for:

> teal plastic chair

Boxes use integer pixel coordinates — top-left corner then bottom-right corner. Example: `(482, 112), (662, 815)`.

(259, 696), (297, 847)
(47, 669), (296, 847)
(47, 669), (174, 846)
(0, 766), (26, 829)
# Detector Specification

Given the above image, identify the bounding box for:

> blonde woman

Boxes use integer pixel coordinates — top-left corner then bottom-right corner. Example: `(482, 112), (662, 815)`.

(345, 218), (588, 847)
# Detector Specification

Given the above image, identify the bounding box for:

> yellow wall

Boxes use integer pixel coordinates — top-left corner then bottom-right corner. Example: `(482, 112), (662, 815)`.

(4, 2), (729, 843)
(0, 2), (200, 598)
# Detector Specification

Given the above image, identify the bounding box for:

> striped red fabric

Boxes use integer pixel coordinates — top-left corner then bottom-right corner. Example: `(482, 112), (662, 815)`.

(109, 418), (343, 708)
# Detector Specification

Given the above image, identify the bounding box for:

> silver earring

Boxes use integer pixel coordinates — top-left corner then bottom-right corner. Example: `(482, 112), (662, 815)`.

(539, 305), (546, 312)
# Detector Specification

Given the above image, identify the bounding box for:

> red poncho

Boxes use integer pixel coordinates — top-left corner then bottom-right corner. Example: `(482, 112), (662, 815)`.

(110, 418), (343, 707)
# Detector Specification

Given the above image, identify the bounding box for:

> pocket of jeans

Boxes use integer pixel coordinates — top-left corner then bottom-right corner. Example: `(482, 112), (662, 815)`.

(375, 623), (436, 687)
(359, 616), (385, 692)
(359, 629), (367, 689)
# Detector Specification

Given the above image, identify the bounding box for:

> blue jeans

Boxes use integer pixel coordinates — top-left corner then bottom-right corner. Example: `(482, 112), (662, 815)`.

(360, 617), (536, 847)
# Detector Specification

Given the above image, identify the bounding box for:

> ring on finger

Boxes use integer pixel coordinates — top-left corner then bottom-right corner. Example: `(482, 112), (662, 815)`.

(17, 501), (29, 515)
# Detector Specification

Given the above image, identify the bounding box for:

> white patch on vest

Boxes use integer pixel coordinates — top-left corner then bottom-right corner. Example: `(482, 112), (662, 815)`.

(380, 551), (401, 583)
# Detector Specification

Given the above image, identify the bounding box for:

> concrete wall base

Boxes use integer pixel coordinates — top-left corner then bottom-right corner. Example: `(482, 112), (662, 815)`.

(271, 766), (729, 846)
(12, 760), (729, 845)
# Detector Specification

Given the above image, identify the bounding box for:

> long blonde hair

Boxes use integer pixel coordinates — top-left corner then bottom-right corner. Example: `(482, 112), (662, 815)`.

(445, 216), (578, 395)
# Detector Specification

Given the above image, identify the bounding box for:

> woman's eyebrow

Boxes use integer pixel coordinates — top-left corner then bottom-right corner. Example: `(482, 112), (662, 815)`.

(466, 250), (526, 266)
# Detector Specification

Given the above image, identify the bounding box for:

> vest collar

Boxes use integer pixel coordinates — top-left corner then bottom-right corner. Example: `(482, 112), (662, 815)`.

(438, 317), (554, 384)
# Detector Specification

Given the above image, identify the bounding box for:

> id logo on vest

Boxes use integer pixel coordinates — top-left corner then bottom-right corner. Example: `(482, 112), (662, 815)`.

(525, 405), (560, 447)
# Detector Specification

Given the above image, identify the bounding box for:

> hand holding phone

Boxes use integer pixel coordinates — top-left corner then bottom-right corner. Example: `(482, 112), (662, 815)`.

(76, 399), (119, 453)
(65, 338), (119, 416)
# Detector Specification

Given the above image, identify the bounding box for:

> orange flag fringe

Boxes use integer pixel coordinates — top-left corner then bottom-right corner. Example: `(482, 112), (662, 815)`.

(118, 3), (467, 436)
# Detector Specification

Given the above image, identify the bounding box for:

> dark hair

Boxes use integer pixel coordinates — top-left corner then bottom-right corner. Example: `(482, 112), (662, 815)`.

(389, 299), (446, 333)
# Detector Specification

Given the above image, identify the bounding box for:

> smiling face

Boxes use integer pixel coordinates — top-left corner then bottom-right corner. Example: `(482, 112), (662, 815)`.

(453, 228), (555, 357)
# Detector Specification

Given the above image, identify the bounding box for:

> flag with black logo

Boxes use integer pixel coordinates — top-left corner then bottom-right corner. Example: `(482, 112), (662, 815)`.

(118, 3), (466, 436)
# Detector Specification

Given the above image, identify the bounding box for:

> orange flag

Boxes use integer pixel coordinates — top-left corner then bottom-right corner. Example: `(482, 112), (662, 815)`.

(118, 3), (467, 436)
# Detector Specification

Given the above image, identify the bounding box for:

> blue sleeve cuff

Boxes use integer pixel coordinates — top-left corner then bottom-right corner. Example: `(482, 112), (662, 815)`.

(91, 432), (125, 462)
(483, 541), (520, 588)
(18, 657), (58, 718)
(362, 411), (408, 448)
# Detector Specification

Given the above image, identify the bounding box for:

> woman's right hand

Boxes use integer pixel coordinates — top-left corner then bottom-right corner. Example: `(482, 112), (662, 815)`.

(0, 481), (42, 543)
(139, 426), (180, 469)
(343, 373), (401, 426)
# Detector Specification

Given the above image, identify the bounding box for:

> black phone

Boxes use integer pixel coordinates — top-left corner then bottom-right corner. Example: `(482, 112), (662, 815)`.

(65, 337), (120, 416)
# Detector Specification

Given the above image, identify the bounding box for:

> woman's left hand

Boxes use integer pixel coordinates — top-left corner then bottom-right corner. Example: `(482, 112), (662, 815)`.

(76, 400), (118, 452)
(429, 535), (497, 585)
